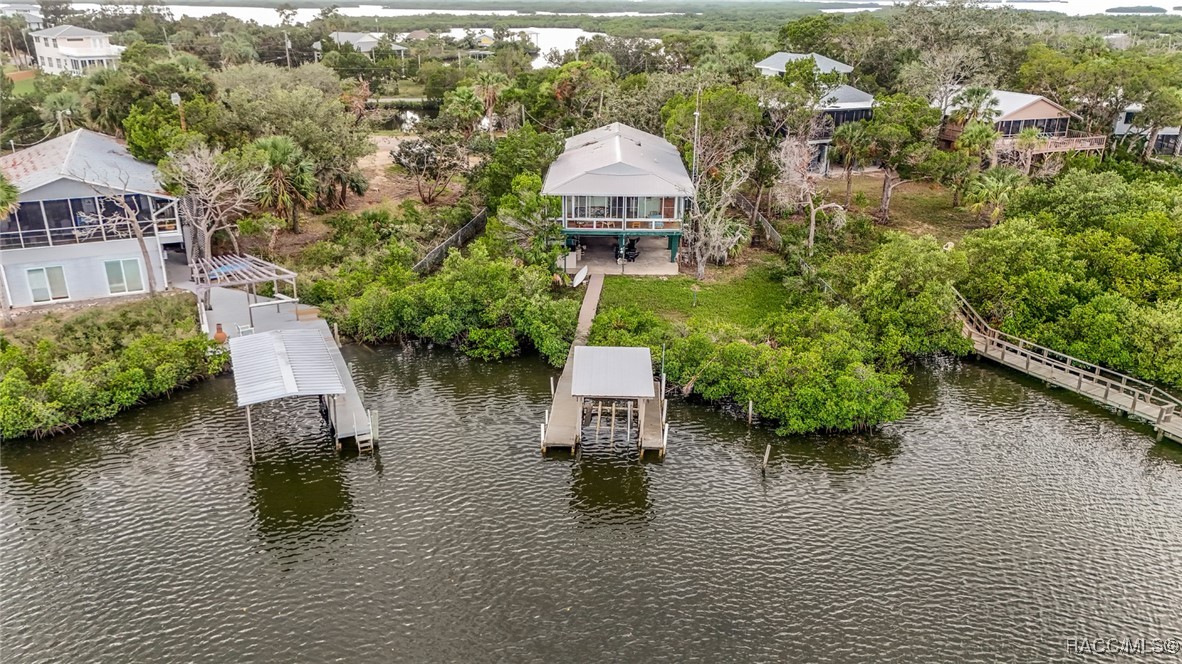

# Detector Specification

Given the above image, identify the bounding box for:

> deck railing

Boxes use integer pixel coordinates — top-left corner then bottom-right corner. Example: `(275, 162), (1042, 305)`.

(995, 131), (1106, 154)
(412, 208), (487, 274)
(563, 218), (681, 231)
(954, 288), (1179, 424)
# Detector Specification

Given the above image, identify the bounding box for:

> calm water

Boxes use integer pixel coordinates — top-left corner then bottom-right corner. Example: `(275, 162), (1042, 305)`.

(2, 347), (1181, 663)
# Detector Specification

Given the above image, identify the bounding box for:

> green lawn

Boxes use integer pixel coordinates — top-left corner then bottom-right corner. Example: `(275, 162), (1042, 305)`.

(598, 256), (791, 329)
(6, 69), (37, 96)
(844, 172), (985, 245)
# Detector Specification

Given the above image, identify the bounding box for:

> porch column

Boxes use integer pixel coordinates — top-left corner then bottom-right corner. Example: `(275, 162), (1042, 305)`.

(669, 236), (679, 263)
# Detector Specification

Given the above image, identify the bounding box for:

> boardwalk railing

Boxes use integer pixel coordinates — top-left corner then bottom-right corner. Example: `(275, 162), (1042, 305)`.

(412, 208), (488, 274)
(735, 194), (839, 297)
(954, 288), (1179, 428)
(735, 194), (782, 250)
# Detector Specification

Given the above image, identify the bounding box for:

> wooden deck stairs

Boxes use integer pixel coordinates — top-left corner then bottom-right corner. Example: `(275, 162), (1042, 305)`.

(955, 290), (1181, 444)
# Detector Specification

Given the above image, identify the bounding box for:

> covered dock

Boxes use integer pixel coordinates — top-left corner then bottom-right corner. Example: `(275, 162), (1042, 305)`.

(542, 343), (668, 457)
(202, 255), (376, 456)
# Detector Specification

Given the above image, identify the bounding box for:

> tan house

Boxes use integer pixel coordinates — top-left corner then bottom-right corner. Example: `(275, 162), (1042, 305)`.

(938, 88), (1106, 155)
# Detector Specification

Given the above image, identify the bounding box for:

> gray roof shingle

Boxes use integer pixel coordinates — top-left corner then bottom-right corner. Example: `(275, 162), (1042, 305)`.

(0, 129), (169, 197)
(755, 52), (853, 75)
(30, 24), (108, 38)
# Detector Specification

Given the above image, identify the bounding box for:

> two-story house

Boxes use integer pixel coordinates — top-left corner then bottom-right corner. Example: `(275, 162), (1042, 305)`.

(0, 129), (181, 309)
(753, 52), (875, 173)
(31, 25), (124, 74)
(937, 88), (1107, 156)
(313, 31), (408, 60)
(1113, 104), (1181, 157)
(541, 123), (694, 271)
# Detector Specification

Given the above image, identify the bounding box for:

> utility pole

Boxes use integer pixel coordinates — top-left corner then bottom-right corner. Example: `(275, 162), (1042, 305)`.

(283, 30), (292, 68)
(690, 85), (702, 184)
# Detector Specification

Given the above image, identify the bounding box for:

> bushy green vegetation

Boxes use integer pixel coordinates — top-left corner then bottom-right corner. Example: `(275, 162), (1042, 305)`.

(340, 243), (578, 366)
(591, 234), (970, 435)
(0, 294), (226, 440)
(958, 160), (1182, 388)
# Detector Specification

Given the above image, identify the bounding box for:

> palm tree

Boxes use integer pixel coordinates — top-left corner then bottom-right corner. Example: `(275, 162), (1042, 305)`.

(950, 86), (1001, 126)
(441, 86), (485, 139)
(39, 91), (83, 136)
(965, 167), (1026, 226)
(830, 121), (871, 207)
(252, 135), (316, 233)
(472, 71), (509, 134)
(1012, 127), (1048, 175)
(956, 120), (1002, 169)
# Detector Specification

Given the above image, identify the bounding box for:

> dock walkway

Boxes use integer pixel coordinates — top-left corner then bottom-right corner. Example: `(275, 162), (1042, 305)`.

(541, 274), (668, 455)
(956, 291), (1180, 444)
(542, 274), (603, 451)
(173, 260), (374, 449)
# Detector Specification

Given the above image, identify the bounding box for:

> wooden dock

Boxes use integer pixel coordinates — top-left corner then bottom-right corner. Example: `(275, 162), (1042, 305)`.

(956, 291), (1180, 444)
(540, 275), (668, 456)
(541, 274), (603, 452)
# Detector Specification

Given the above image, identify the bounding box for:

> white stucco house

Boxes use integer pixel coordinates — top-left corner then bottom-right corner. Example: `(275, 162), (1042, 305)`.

(0, 129), (182, 309)
(30, 25), (124, 75)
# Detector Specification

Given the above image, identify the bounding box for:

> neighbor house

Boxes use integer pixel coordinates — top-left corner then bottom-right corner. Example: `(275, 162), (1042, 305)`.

(404, 30), (430, 41)
(541, 123), (694, 266)
(0, 4), (45, 31)
(753, 53), (874, 173)
(0, 129), (181, 309)
(314, 31), (408, 59)
(754, 51), (853, 77)
(938, 88), (1106, 155)
(1113, 104), (1181, 157)
(30, 25), (123, 74)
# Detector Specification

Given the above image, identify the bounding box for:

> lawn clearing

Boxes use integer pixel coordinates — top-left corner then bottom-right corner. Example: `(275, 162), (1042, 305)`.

(839, 171), (985, 245)
(598, 255), (791, 329)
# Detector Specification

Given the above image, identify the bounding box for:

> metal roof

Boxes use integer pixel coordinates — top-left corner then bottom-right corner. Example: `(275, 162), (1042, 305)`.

(820, 84), (874, 110)
(228, 329), (346, 407)
(30, 24), (108, 38)
(327, 31), (407, 52)
(755, 52), (853, 75)
(0, 129), (169, 197)
(570, 346), (655, 400)
(940, 87), (1079, 121)
(541, 123), (694, 197)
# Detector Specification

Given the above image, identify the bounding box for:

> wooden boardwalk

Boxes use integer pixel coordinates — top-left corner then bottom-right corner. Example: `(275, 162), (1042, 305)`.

(541, 274), (603, 451)
(956, 291), (1180, 444)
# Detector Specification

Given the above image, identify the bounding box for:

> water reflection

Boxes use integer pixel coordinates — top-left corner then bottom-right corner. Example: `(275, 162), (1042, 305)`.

(567, 452), (652, 526)
(249, 444), (355, 552)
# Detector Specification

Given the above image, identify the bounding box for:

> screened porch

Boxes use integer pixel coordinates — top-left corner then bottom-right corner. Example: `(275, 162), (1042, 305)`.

(1, 194), (179, 250)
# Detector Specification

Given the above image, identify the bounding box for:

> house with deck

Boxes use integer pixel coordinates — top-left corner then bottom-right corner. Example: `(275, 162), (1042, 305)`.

(0, 129), (181, 309)
(1113, 104), (1181, 157)
(752, 53), (874, 173)
(938, 88), (1106, 155)
(30, 25), (123, 74)
(541, 123), (693, 273)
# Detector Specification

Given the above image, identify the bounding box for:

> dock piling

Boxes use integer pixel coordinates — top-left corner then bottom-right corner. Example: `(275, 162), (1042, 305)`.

(761, 444), (771, 474)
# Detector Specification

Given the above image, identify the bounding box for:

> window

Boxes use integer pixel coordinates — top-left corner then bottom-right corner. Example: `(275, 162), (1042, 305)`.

(27, 266), (68, 303)
(1125, 111), (1137, 125)
(104, 259), (144, 294)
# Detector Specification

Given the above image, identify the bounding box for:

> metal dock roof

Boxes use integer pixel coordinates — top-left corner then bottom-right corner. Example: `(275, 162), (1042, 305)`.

(570, 346), (655, 400)
(228, 329), (346, 407)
